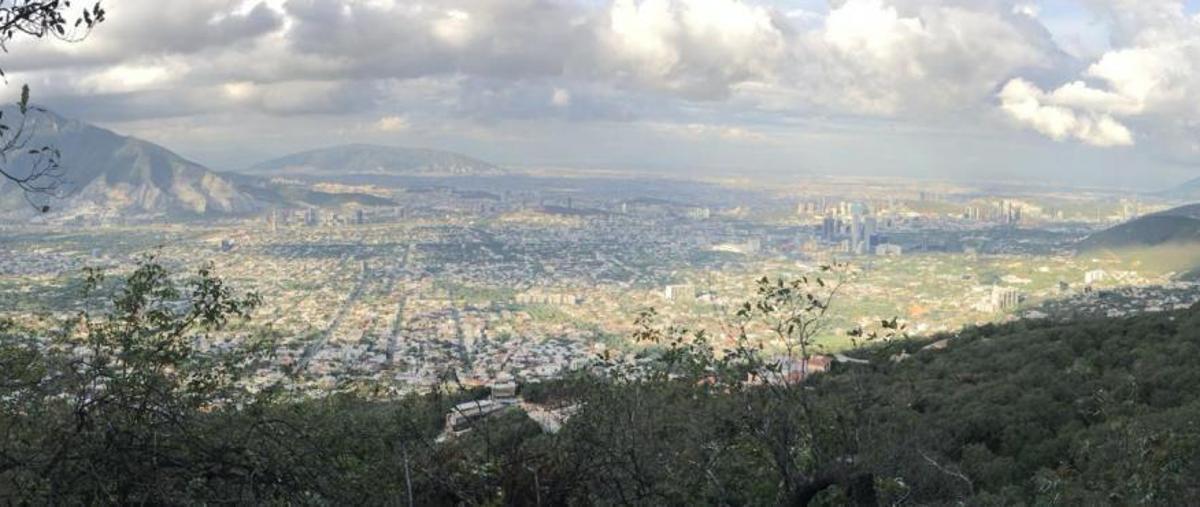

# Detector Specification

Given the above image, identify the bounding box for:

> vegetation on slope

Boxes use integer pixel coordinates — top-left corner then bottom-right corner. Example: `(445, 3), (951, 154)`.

(3, 261), (1200, 504)
(1078, 202), (1200, 278)
(1079, 214), (1200, 252)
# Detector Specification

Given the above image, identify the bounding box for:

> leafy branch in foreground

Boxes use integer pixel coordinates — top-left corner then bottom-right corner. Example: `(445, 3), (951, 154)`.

(0, 257), (289, 502)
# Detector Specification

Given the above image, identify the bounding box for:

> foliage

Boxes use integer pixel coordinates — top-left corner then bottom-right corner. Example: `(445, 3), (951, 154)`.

(6, 262), (1200, 504)
(0, 257), (282, 502)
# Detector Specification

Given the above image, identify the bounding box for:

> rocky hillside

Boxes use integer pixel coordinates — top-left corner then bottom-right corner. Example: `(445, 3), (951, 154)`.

(0, 109), (260, 217)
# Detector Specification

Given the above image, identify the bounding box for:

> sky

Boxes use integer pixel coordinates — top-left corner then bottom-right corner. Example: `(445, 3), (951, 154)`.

(7, 0), (1200, 189)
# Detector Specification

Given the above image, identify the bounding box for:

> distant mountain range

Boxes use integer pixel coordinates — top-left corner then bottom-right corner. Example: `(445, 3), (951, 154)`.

(243, 144), (505, 178)
(0, 112), (505, 218)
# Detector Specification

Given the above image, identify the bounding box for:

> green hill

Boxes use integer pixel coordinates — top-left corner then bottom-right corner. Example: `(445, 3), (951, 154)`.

(1077, 203), (1200, 277)
(1079, 214), (1200, 250)
(1079, 203), (1200, 251)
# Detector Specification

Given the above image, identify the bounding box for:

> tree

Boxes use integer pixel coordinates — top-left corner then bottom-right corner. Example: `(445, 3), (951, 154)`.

(0, 257), (289, 503)
(574, 266), (892, 505)
(0, 0), (104, 210)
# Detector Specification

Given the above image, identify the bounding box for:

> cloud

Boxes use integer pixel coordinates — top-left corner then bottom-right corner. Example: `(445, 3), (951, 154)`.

(218, 80), (381, 115)
(2, 0), (284, 73)
(375, 115), (411, 132)
(650, 121), (774, 143)
(593, 0), (789, 98)
(1077, 0), (1189, 46)
(12, 0), (1065, 126)
(281, 0), (583, 81)
(550, 88), (571, 108)
(998, 78), (1133, 146)
(11, 0), (1200, 185)
(1000, 0), (1200, 149)
(785, 0), (1059, 116)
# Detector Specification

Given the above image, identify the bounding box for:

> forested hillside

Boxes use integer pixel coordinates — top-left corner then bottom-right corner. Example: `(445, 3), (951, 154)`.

(3, 262), (1200, 504)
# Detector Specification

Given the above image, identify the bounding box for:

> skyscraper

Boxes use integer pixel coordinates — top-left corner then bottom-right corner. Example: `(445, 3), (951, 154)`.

(850, 213), (863, 255)
(863, 216), (878, 254)
(821, 215), (837, 241)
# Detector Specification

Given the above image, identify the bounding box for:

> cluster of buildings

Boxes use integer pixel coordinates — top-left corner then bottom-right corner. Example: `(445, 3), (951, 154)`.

(978, 285), (1022, 313)
(963, 200), (1023, 225)
(515, 290), (581, 305)
(664, 284), (696, 302)
(817, 201), (892, 256)
(4, 177), (1196, 401)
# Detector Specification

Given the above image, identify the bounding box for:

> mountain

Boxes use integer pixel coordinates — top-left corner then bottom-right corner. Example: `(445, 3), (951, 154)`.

(1160, 176), (1200, 201)
(1078, 203), (1200, 251)
(0, 109), (260, 217)
(1078, 203), (1200, 277)
(225, 172), (394, 208)
(244, 144), (505, 178)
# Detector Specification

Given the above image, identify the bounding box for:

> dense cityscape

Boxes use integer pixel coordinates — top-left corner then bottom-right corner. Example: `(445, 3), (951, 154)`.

(4, 174), (1193, 394)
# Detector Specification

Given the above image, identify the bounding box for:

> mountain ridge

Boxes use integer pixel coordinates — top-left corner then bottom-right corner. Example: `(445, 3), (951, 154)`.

(1160, 176), (1200, 201)
(0, 108), (260, 217)
(1077, 202), (1200, 278)
(0, 111), (411, 218)
(243, 143), (505, 179)
(1079, 202), (1200, 252)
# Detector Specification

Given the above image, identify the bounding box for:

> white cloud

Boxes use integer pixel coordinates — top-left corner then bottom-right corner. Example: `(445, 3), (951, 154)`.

(1012, 3), (1038, 18)
(219, 80), (370, 115)
(550, 88), (571, 108)
(998, 78), (1134, 146)
(432, 9), (475, 47)
(764, 0), (1058, 117)
(824, 0), (926, 60)
(76, 62), (180, 94)
(375, 115), (411, 132)
(1001, 0), (1200, 149)
(16, 0), (1060, 124)
(597, 0), (787, 98)
(13, 0), (1200, 184)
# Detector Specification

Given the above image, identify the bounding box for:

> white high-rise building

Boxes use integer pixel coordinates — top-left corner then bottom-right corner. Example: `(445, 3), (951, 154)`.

(665, 284), (696, 302)
(989, 286), (1020, 311)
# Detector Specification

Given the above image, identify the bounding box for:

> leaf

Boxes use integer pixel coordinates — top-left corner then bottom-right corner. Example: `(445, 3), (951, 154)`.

(19, 84), (29, 114)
